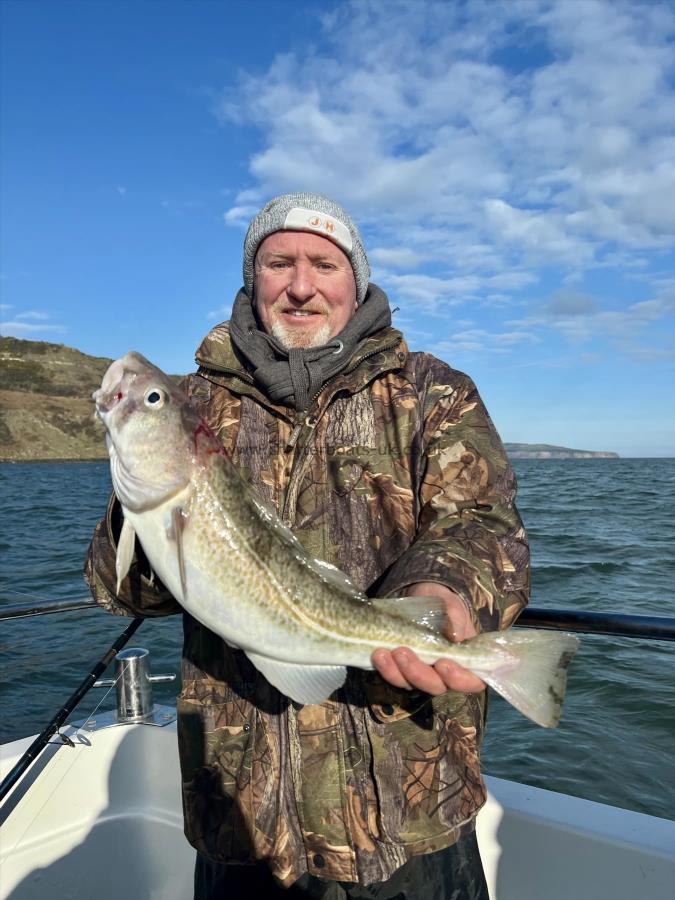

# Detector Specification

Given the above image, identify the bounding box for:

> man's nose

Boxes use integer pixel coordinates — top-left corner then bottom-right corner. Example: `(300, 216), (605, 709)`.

(287, 263), (316, 301)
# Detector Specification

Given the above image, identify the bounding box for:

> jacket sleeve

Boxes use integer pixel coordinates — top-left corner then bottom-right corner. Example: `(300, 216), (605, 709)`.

(377, 371), (530, 634)
(84, 491), (183, 618)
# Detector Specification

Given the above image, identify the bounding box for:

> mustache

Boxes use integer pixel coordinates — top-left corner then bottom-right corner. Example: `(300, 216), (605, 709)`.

(275, 302), (330, 315)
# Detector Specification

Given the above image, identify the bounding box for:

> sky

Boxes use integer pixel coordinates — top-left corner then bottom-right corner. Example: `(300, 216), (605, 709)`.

(1, 0), (674, 457)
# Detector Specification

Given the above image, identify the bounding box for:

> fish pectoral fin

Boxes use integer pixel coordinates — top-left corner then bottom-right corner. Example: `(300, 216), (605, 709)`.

(370, 595), (448, 632)
(245, 652), (347, 705)
(170, 506), (189, 601)
(115, 516), (136, 595)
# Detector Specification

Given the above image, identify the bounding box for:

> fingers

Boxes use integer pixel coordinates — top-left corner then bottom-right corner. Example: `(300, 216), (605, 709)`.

(371, 648), (486, 695)
(371, 649), (414, 690)
(434, 659), (486, 693)
(371, 588), (485, 695)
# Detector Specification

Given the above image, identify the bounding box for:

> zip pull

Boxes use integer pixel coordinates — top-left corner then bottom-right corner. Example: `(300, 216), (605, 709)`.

(285, 423), (303, 453)
(284, 414), (319, 453)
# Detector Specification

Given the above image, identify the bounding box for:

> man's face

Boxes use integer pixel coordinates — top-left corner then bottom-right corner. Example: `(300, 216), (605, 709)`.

(254, 231), (358, 349)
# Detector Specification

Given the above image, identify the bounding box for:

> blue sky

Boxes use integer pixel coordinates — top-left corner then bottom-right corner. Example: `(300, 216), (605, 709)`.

(1, 0), (674, 456)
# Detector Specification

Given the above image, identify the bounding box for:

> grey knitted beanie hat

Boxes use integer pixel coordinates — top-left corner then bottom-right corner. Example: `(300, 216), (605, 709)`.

(243, 192), (371, 304)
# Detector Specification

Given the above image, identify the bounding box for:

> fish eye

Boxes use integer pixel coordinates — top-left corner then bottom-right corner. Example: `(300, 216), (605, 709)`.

(144, 388), (166, 408)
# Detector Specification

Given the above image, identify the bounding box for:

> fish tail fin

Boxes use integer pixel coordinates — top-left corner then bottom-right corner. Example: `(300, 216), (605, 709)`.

(471, 629), (580, 728)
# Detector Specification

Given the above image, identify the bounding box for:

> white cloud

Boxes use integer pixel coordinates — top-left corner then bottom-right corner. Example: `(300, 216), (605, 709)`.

(485, 271), (538, 292)
(431, 327), (540, 358)
(621, 345), (675, 363)
(1, 309), (67, 337)
(15, 311), (50, 321)
(369, 247), (427, 269)
(372, 268), (538, 316)
(206, 304), (233, 321)
(513, 287), (675, 345)
(380, 273), (481, 313)
(484, 200), (594, 267)
(219, 0), (675, 274)
(215, 0), (674, 374)
(494, 331), (540, 345)
(223, 206), (260, 229)
(0, 320), (67, 336)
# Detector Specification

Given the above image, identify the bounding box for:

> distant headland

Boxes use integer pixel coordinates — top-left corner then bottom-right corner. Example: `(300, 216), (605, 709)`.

(504, 443), (619, 459)
(0, 336), (619, 462)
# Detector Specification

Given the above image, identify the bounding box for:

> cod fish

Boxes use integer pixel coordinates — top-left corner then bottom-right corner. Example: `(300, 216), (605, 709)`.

(94, 352), (579, 727)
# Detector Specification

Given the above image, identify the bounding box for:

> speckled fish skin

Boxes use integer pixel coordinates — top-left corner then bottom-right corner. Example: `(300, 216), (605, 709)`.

(94, 351), (578, 725)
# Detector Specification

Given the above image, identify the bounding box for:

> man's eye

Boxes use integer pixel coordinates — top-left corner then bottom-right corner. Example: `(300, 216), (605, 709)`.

(317, 263), (335, 271)
(269, 261), (289, 269)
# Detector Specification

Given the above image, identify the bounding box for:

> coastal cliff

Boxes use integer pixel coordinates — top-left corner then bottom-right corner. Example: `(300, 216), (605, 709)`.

(504, 443), (619, 459)
(0, 337), (619, 461)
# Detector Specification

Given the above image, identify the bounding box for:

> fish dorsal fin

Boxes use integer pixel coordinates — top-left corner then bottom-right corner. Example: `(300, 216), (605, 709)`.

(305, 557), (366, 599)
(115, 516), (136, 594)
(249, 495), (305, 554)
(249, 495), (365, 599)
(370, 595), (448, 632)
(245, 651), (347, 705)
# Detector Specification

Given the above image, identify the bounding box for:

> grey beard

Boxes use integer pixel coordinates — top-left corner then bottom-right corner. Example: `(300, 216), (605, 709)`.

(270, 319), (332, 349)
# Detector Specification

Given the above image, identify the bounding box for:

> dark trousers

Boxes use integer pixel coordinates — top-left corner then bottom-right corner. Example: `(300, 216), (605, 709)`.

(194, 832), (490, 899)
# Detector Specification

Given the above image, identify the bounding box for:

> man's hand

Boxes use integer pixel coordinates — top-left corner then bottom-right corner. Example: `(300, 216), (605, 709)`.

(371, 582), (486, 694)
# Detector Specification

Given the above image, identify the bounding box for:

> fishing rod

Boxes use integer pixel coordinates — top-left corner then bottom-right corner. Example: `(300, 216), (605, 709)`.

(0, 597), (99, 619)
(0, 616), (143, 805)
(2, 596), (675, 641)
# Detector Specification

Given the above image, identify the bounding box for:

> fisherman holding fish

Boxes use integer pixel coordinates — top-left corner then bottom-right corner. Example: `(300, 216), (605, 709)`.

(86, 193), (566, 899)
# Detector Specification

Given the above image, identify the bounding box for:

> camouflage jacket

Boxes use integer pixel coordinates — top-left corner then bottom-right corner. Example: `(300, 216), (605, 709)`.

(84, 322), (530, 886)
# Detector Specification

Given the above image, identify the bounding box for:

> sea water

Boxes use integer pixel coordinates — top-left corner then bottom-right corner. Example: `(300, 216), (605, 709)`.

(0, 459), (673, 819)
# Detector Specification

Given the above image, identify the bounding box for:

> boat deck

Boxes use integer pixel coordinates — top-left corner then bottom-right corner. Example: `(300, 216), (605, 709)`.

(1, 714), (674, 899)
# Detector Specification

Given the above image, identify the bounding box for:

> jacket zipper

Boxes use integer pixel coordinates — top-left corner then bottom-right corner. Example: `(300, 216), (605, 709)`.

(280, 337), (403, 523)
(296, 336), (403, 427)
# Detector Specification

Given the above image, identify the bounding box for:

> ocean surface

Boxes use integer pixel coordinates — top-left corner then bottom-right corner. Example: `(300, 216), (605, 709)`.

(1, 459), (673, 820)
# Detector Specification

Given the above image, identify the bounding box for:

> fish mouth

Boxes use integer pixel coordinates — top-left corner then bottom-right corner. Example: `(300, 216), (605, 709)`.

(93, 352), (153, 417)
(93, 389), (126, 417)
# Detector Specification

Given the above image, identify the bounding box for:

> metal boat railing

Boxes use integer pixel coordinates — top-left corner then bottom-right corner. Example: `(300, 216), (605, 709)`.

(2, 596), (675, 640)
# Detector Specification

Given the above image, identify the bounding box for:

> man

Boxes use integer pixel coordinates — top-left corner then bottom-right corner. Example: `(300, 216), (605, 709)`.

(85, 192), (530, 899)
